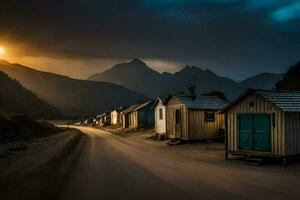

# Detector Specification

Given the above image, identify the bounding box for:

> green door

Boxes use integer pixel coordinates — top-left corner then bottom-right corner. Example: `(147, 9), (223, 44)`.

(239, 114), (253, 150)
(253, 114), (271, 151)
(239, 114), (271, 151)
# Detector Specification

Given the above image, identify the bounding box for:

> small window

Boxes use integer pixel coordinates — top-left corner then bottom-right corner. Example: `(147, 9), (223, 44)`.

(159, 108), (163, 120)
(175, 109), (181, 124)
(205, 112), (215, 122)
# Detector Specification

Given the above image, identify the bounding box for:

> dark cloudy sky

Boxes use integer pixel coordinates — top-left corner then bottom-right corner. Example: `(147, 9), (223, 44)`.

(0, 0), (300, 80)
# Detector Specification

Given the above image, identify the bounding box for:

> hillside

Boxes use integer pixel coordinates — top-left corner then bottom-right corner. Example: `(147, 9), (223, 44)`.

(0, 115), (60, 143)
(276, 61), (300, 91)
(0, 71), (61, 118)
(88, 59), (242, 100)
(89, 59), (168, 97)
(240, 72), (284, 90)
(88, 59), (284, 100)
(0, 60), (148, 116)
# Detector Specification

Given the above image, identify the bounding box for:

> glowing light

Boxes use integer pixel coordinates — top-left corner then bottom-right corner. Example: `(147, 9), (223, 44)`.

(0, 47), (5, 56)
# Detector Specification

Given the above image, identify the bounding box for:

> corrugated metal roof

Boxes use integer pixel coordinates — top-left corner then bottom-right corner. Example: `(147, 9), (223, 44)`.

(175, 95), (228, 110)
(122, 104), (141, 114)
(255, 90), (300, 112)
(132, 101), (153, 111)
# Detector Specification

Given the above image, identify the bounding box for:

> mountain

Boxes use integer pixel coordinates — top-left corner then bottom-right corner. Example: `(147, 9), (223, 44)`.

(88, 59), (284, 100)
(0, 71), (61, 118)
(0, 60), (148, 116)
(276, 61), (300, 91)
(240, 72), (284, 90)
(88, 59), (167, 97)
(88, 59), (243, 100)
(170, 66), (243, 100)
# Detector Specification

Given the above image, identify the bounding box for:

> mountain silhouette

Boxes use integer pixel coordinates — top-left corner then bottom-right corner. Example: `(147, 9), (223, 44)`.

(0, 71), (61, 118)
(0, 60), (148, 116)
(89, 59), (282, 100)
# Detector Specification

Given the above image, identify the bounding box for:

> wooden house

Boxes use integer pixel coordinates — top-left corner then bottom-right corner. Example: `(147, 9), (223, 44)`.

(164, 95), (227, 140)
(128, 101), (154, 129)
(121, 101), (154, 129)
(152, 97), (167, 136)
(110, 106), (126, 126)
(225, 89), (300, 164)
(101, 112), (111, 126)
(121, 104), (141, 129)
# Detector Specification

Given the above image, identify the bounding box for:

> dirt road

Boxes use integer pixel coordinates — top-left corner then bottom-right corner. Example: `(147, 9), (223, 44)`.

(61, 126), (300, 200)
(0, 129), (86, 200)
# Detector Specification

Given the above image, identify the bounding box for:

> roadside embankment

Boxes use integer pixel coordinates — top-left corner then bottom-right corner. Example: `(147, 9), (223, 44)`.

(0, 128), (87, 200)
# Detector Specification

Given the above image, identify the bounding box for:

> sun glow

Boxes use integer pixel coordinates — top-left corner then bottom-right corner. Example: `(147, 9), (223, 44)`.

(0, 47), (5, 56)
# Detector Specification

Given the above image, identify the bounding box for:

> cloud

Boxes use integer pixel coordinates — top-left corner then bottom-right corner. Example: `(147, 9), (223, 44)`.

(272, 1), (300, 22)
(0, 0), (299, 80)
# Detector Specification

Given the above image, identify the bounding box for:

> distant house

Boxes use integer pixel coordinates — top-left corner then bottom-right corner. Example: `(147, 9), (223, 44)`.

(164, 95), (227, 140)
(225, 89), (300, 164)
(110, 106), (126, 126)
(152, 97), (166, 136)
(121, 104), (141, 129)
(121, 101), (154, 129)
(99, 111), (111, 126)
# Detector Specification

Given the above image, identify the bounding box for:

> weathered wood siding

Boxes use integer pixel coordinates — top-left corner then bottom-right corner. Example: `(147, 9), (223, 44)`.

(121, 114), (128, 129)
(285, 112), (300, 156)
(165, 97), (188, 139)
(188, 110), (224, 140)
(111, 110), (118, 125)
(127, 112), (138, 129)
(227, 94), (286, 156)
(155, 101), (166, 134)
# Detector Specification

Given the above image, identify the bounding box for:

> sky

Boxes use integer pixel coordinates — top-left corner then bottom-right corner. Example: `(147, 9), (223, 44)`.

(0, 0), (300, 81)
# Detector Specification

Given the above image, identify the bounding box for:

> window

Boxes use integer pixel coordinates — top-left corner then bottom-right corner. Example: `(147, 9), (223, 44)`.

(205, 112), (215, 122)
(159, 108), (163, 120)
(175, 109), (181, 124)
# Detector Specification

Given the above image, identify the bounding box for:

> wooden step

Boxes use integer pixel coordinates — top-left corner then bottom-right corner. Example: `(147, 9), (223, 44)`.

(244, 156), (263, 166)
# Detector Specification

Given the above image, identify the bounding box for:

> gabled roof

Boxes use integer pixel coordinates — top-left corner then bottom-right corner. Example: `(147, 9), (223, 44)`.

(166, 94), (228, 110)
(226, 89), (300, 112)
(151, 97), (166, 108)
(121, 103), (141, 114)
(132, 101), (153, 111)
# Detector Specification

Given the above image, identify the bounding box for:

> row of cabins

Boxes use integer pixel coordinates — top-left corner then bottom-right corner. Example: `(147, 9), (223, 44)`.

(154, 90), (300, 163)
(96, 89), (300, 163)
(95, 102), (155, 129)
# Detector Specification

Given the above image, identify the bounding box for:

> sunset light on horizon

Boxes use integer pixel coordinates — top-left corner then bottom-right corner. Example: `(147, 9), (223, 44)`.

(0, 46), (5, 56)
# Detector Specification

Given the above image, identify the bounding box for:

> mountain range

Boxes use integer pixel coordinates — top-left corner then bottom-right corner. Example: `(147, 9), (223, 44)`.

(88, 59), (284, 100)
(0, 60), (148, 116)
(0, 58), (284, 118)
(0, 71), (61, 118)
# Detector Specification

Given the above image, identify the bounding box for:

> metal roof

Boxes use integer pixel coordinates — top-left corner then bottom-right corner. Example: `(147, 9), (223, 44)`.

(132, 101), (153, 111)
(255, 90), (300, 112)
(121, 104), (141, 114)
(173, 95), (228, 110)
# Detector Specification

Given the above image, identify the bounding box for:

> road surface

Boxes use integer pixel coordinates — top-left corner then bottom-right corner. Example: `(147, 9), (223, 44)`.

(60, 127), (300, 200)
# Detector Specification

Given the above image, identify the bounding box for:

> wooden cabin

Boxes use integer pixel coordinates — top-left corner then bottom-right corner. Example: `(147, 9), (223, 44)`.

(128, 101), (154, 129)
(225, 89), (300, 164)
(102, 112), (111, 126)
(165, 95), (227, 140)
(152, 97), (166, 136)
(110, 106), (126, 126)
(121, 104), (140, 129)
